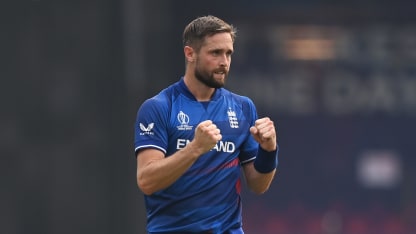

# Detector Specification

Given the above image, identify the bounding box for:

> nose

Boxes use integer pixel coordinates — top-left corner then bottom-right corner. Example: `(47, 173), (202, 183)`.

(219, 53), (230, 66)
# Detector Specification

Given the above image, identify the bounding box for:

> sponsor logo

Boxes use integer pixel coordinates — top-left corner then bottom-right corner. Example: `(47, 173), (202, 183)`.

(177, 111), (193, 130)
(139, 123), (154, 135)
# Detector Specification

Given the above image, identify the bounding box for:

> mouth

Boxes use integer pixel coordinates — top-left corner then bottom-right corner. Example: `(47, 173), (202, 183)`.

(214, 69), (227, 76)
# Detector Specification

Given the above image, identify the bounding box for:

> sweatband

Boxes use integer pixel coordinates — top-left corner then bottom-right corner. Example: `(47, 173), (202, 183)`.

(253, 146), (279, 173)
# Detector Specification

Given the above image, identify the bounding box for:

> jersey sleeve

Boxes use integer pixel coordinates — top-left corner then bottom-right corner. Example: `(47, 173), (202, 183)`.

(238, 96), (259, 165)
(134, 96), (169, 156)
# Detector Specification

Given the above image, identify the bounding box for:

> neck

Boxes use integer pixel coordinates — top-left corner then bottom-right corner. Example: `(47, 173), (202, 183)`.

(183, 74), (215, 102)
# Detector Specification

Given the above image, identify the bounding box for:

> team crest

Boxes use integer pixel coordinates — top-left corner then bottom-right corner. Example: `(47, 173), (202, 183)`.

(227, 108), (239, 128)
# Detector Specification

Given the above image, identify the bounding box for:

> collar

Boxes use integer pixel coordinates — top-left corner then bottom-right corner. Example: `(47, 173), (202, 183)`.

(177, 77), (222, 101)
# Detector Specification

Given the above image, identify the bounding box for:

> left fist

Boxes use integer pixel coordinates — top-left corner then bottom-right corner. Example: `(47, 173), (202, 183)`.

(250, 117), (277, 152)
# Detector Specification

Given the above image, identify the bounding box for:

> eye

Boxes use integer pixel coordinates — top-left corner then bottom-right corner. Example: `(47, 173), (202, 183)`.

(212, 50), (221, 56)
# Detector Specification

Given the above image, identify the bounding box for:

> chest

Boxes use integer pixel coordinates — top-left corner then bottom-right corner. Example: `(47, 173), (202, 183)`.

(168, 98), (249, 139)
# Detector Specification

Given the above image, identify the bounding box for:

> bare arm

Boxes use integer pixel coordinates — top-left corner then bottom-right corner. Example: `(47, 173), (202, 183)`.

(136, 120), (222, 195)
(243, 117), (278, 194)
(242, 162), (276, 194)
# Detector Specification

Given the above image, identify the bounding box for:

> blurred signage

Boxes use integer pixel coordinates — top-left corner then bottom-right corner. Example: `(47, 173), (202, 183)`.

(231, 24), (416, 116)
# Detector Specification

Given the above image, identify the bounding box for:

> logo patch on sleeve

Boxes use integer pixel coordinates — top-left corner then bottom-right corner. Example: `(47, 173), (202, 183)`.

(139, 123), (154, 135)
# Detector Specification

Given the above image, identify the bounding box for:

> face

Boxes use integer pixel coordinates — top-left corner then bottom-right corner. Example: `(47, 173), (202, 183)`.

(193, 32), (234, 88)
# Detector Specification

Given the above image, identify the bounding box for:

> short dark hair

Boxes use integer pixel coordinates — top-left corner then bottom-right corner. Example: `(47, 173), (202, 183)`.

(182, 15), (237, 52)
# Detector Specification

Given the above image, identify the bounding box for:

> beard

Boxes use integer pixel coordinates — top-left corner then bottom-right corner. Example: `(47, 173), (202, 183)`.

(194, 61), (228, 89)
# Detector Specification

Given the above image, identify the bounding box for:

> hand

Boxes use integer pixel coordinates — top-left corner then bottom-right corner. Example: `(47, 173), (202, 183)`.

(191, 120), (222, 155)
(250, 117), (277, 152)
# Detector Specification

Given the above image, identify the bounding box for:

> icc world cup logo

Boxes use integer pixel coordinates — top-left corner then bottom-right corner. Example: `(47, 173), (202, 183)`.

(177, 111), (190, 125)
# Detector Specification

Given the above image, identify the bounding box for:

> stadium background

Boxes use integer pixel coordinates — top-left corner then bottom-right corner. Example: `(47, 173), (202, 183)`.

(4, 0), (416, 233)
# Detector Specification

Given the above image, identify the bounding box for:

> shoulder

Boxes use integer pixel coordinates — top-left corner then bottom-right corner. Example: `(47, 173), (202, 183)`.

(139, 93), (168, 112)
(222, 88), (256, 107)
(139, 83), (179, 111)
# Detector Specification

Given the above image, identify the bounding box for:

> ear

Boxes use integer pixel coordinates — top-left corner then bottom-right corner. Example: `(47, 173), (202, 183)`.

(184, 46), (195, 63)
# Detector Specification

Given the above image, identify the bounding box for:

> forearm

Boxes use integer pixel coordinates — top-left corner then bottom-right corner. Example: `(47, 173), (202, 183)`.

(244, 146), (278, 194)
(138, 120), (222, 195)
(137, 142), (203, 195)
(244, 163), (276, 194)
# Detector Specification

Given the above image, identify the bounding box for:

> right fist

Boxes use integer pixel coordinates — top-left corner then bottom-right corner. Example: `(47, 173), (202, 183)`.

(192, 120), (222, 154)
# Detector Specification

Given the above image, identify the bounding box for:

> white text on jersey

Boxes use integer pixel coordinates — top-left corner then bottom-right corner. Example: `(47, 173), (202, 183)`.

(176, 139), (236, 153)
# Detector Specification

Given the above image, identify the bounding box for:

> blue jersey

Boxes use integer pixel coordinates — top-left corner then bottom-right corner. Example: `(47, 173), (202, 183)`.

(134, 78), (259, 233)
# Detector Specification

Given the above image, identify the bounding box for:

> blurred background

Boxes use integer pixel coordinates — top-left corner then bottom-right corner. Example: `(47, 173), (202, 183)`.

(4, 0), (416, 233)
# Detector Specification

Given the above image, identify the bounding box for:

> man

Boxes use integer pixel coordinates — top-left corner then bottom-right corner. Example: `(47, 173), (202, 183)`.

(134, 15), (279, 234)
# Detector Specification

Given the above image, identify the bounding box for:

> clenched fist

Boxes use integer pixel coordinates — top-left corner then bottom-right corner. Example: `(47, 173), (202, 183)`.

(192, 120), (222, 154)
(250, 117), (277, 152)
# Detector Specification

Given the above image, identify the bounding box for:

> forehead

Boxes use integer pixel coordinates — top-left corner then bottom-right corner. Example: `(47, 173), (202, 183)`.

(201, 32), (234, 51)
